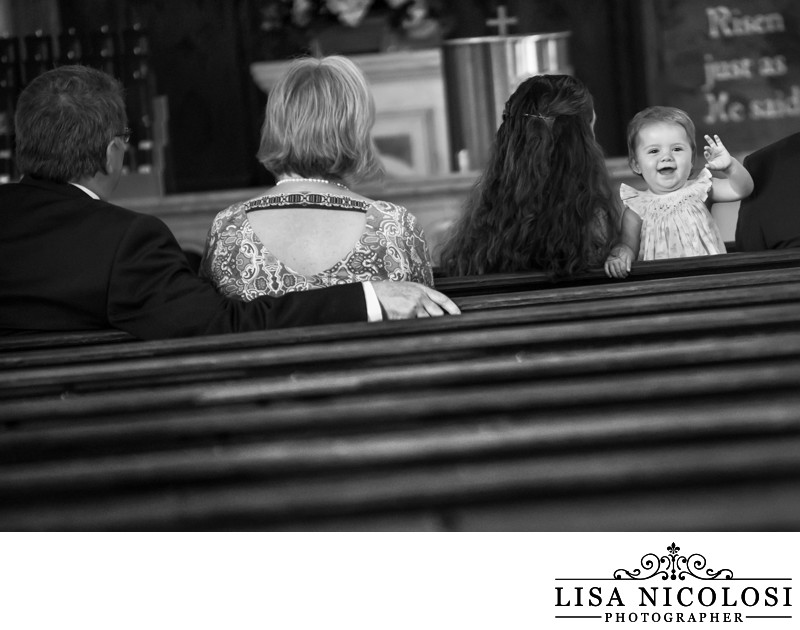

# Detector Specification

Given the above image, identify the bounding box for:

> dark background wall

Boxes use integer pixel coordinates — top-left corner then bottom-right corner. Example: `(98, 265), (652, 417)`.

(48, 0), (644, 193)
(58, 0), (265, 193)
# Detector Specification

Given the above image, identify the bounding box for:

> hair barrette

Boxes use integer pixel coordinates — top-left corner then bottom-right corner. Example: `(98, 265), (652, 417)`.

(523, 113), (552, 121)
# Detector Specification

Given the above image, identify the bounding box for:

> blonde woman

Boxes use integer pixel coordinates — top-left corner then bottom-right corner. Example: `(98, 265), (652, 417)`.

(201, 55), (434, 299)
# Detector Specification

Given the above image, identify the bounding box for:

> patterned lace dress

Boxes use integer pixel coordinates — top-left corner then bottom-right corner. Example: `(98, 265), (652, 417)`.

(620, 167), (726, 260)
(201, 192), (434, 299)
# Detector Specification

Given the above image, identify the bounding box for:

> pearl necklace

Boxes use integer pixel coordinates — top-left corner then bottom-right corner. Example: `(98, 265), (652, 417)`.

(276, 177), (349, 190)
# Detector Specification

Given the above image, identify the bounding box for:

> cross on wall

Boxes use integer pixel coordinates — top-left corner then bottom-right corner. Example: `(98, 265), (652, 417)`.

(486, 5), (519, 37)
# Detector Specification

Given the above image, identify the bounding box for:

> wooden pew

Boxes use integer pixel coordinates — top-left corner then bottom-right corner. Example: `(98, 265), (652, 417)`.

(3, 248), (800, 358)
(0, 329), (134, 352)
(2, 265), (800, 415)
(3, 305), (800, 468)
(434, 248), (800, 297)
(3, 333), (800, 460)
(3, 296), (800, 405)
(2, 385), (800, 530)
(3, 253), (800, 531)
(3, 264), (800, 375)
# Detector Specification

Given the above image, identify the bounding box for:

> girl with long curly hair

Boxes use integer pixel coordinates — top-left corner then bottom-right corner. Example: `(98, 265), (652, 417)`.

(438, 74), (620, 278)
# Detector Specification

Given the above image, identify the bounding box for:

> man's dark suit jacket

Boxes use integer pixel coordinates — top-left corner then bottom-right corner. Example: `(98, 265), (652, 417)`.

(0, 176), (367, 339)
(735, 132), (800, 251)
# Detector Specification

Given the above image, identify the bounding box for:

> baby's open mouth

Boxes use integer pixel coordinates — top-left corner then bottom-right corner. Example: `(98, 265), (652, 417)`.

(657, 165), (676, 173)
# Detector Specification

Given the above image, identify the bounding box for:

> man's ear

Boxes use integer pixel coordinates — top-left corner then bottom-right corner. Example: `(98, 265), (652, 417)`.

(103, 140), (120, 175)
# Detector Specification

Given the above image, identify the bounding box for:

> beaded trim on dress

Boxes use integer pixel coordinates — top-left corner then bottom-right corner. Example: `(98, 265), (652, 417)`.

(243, 192), (369, 213)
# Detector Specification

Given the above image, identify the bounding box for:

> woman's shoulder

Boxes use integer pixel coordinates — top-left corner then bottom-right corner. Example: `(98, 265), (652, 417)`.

(368, 199), (408, 214)
(212, 199), (250, 225)
(368, 199), (422, 227)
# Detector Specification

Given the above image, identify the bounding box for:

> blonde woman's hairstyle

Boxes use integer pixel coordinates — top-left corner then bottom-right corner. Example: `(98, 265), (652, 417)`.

(626, 105), (697, 170)
(258, 55), (383, 183)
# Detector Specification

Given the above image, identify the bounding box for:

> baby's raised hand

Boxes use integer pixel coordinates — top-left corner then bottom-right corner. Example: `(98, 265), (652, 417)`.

(704, 134), (732, 171)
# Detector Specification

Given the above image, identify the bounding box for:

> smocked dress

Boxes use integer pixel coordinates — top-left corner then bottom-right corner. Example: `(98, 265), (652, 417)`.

(620, 168), (726, 260)
(201, 193), (434, 300)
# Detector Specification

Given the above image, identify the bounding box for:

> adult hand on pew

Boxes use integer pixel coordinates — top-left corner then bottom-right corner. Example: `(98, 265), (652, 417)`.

(372, 281), (461, 319)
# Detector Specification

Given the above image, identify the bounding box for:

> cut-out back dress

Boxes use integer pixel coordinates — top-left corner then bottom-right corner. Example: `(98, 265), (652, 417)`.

(201, 192), (434, 299)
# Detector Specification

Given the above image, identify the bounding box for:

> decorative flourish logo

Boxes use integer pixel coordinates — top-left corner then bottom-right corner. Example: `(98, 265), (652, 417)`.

(613, 541), (734, 581)
(554, 540), (793, 624)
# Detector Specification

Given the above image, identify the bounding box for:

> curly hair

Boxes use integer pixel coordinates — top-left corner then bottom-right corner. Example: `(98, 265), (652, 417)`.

(258, 55), (383, 184)
(438, 74), (619, 278)
(14, 65), (127, 183)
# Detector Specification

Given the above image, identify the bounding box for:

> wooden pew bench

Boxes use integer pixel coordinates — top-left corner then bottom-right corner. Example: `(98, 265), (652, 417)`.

(3, 264), (800, 376)
(3, 305), (800, 477)
(434, 249), (800, 297)
(3, 339), (800, 460)
(0, 329), (134, 352)
(3, 251), (800, 531)
(1, 268), (800, 404)
(2, 388), (800, 530)
(1, 266), (799, 425)
(3, 248), (800, 358)
(1, 299), (800, 408)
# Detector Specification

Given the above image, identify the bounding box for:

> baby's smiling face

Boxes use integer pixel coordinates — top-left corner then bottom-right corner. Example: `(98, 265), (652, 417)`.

(631, 122), (694, 195)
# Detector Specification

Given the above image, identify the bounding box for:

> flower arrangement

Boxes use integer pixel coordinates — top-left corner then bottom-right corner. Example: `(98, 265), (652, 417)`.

(257, 0), (450, 58)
